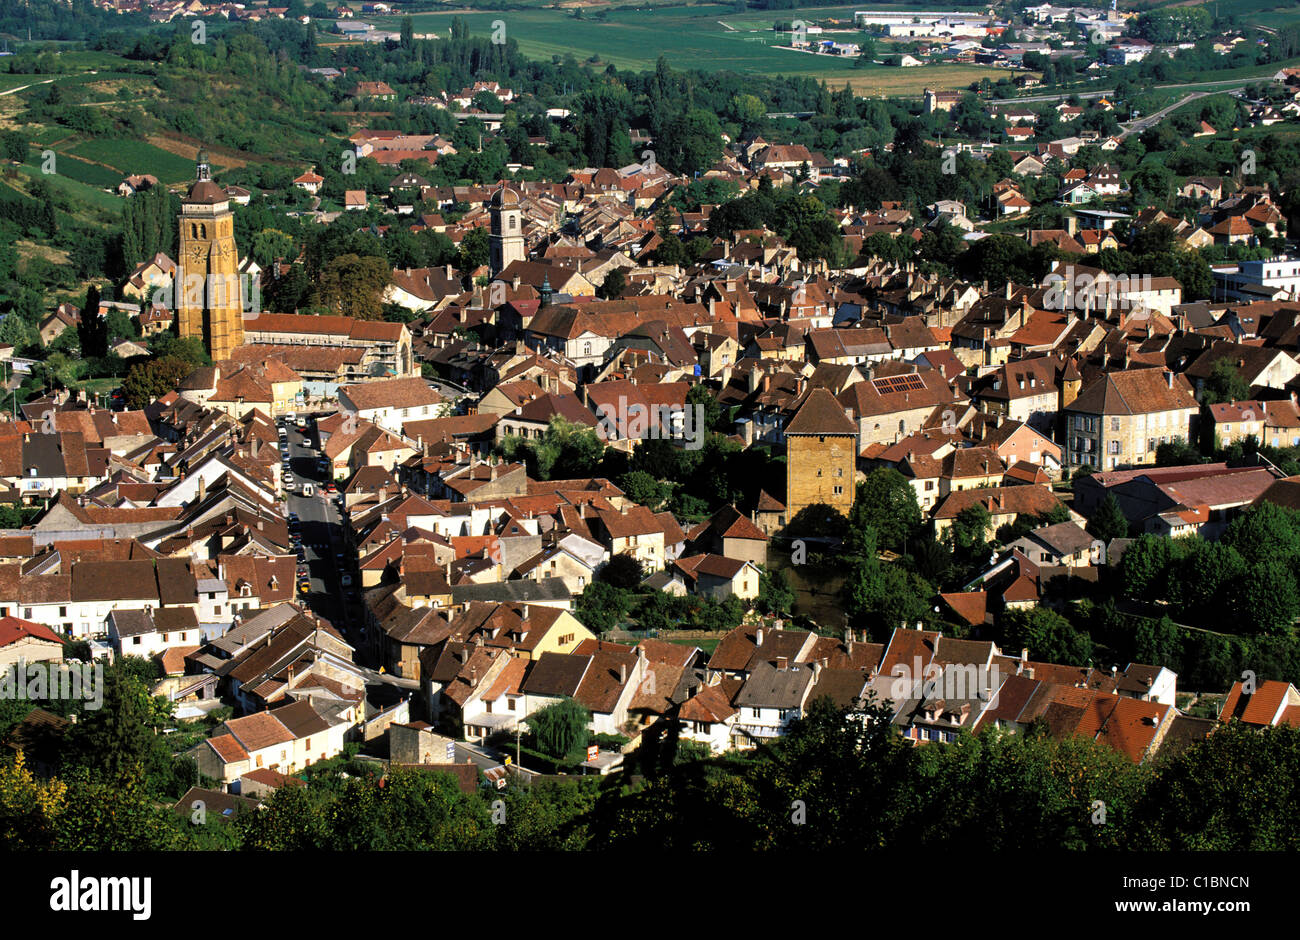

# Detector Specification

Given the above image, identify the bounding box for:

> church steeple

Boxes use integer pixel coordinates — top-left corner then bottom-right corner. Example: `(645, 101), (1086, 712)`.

(178, 143), (243, 362)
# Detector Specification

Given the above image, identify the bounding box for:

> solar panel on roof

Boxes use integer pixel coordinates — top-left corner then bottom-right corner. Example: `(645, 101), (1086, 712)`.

(872, 373), (925, 394)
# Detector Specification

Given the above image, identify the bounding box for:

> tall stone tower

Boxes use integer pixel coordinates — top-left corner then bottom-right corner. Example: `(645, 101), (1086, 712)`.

(177, 149), (244, 362)
(784, 387), (860, 521)
(489, 185), (525, 276)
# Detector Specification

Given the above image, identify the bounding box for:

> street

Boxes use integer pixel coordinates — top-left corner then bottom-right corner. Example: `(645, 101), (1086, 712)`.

(282, 415), (363, 657)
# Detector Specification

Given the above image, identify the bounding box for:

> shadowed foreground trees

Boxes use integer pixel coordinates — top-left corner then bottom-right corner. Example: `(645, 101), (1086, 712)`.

(6, 694), (1300, 850)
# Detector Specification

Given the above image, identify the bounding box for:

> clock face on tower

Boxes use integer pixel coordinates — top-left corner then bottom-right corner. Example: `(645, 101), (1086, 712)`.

(189, 244), (205, 263)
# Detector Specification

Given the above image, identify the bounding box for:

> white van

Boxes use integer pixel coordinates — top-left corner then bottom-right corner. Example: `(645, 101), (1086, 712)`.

(300, 483), (314, 498)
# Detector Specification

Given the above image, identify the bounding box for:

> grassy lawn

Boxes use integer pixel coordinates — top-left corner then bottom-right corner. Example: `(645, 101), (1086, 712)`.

(666, 635), (721, 655)
(376, 6), (1012, 92)
(69, 377), (122, 397)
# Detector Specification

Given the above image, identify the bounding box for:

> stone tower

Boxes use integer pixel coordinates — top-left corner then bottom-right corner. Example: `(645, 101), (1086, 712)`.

(177, 149), (244, 362)
(784, 387), (860, 521)
(489, 185), (525, 276)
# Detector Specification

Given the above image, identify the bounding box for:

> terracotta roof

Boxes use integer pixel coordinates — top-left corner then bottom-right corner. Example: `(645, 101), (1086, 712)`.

(785, 387), (857, 436)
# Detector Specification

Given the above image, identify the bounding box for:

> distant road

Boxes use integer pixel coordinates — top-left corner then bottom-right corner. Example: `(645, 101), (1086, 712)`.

(1010, 76), (1255, 105)
(1118, 91), (1207, 138)
(0, 77), (53, 96)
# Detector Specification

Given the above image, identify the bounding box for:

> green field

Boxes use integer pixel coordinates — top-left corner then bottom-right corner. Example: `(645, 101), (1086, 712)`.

(12, 160), (123, 224)
(34, 151), (122, 188)
(377, 5), (1011, 92)
(67, 138), (218, 184)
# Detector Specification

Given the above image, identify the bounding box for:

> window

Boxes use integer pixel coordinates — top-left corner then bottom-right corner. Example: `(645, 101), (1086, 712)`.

(58, 607), (66, 617)
(1111, 417), (1120, 431)
(833, 485), (843, 496)
(508, 698), (516, 712)
(835, 467), (843, 477)
(133, 636), (142, 646)
(305, 738), (311, 750)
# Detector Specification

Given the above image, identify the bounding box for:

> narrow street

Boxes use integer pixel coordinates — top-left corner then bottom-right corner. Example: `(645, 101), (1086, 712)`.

(281, 415), (364, 658)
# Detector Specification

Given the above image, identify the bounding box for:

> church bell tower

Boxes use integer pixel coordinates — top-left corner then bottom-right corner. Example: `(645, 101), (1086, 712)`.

(177, 148), (244, 362)
(489, 185), (525, 276)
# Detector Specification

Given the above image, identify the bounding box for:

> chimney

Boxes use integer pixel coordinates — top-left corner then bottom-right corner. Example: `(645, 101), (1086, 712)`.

(776, 655), (788, 670)
(620, 662), (627, 684)
(1165, 371), (1173, 388)
(1005, 281), (1013, 300)
(755, 626), (764, 647)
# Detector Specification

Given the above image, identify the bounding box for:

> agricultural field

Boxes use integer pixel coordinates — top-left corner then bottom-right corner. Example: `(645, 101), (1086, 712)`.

(67, 137), (221, 184)
(376, 5), (1012, 92)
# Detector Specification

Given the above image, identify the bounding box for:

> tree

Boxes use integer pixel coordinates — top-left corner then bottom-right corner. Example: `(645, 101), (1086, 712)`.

(1228, 561), (1300, 636)
(1120, 534), (1176, 602)
(601, 552), (644, 591)
(0, 751), (67, 850)
(847, 470), (922, 555)
(1001, 607), (1094, 664)
(1222, 501), (1300, 569)
(598, 267), (626, 300)
(313, 254), (391, 320)
(251, 228), (295, 269)
(1201, 358), (1251, 406)
(1088, 493), (1129, 543)
(1156, 437), (1203, 466)
(1135, 722), (1300, 849)
(528, 698), (591, 762)
(757, 566), (795, 616)
(121, 355), (193, 409)
(457, 226), (490, 272)
(63, 670), (157, 784)
(617, 470), (667, 509)
(575, 580), (632, 634)
(76, 284), (107, 359)
(0, 130), (26, 163)
(949, 504), (992, 556)
(685, 383), (724, 433)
